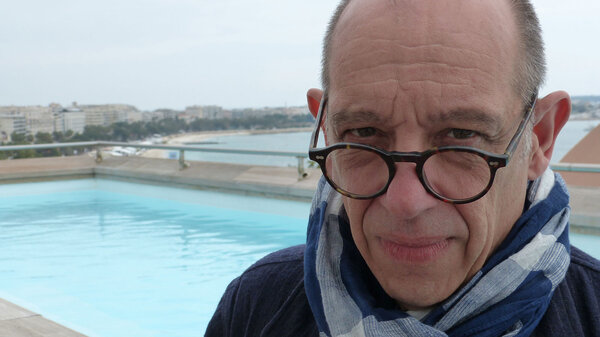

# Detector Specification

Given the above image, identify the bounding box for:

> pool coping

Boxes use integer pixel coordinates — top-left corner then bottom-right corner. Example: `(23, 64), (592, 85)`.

(0, 155), (321, 201)
(0, 299), (87, 337)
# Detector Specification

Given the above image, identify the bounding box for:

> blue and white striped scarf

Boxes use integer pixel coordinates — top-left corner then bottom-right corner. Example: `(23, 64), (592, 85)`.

(304, 169), (570, 337)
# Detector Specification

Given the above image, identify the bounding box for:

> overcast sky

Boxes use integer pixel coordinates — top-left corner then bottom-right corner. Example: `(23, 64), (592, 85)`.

(1, 0), (599, 111)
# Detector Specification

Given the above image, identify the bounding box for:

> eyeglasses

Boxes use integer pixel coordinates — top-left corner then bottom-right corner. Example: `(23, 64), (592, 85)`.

(308, 93), (538, 204)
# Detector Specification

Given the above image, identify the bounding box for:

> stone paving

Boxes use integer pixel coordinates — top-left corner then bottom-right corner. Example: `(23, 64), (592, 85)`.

(0, 299), (86, 337)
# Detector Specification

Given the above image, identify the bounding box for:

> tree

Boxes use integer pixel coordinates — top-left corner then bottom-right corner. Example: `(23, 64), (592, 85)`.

(9, 132), (35, 158)
(53, 131), (65, 142)
(10, 132), (29, 144)
(35, 132), (59, 157)
(112, 122), (131, 142)
(81, 125), (112, 141)
(35, 132), (54, 144)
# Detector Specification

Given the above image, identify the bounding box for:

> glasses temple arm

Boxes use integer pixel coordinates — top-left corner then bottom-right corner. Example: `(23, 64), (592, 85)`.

(309, 94), (328, 148)
(504, 94), (538, 160)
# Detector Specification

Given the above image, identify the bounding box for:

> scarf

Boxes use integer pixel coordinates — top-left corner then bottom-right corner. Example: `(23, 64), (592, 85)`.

(304, 169), (570, 337)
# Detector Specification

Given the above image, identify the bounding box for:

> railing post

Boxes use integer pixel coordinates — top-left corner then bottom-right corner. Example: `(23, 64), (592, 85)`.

(179, 149), (189, 170)
(297, 156), (307, 180)
(95, 145), (103, 163)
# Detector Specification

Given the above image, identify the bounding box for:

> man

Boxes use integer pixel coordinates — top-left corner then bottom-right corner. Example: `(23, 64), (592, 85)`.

(207, 0), (600, 336)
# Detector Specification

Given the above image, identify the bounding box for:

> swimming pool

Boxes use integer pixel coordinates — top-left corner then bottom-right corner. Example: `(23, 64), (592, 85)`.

(0, 179), (310, 337)
(0, 179), (598, 336)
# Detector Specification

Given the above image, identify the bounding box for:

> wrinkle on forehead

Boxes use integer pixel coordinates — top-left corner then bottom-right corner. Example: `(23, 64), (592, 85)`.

(339, 39), (504, 70)
(331, 37), (510, 96)
(329, 0), (520, 96)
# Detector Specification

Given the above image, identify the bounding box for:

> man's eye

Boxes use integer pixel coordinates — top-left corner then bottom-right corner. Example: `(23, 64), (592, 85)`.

(447, 129), (477, 139)
(349, 127), (377, 138)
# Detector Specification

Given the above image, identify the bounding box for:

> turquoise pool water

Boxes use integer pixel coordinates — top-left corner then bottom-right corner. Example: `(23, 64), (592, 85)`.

(0, 179), (598, 336)
(570, 233), (600, 259)
(0, 179), (310, 337)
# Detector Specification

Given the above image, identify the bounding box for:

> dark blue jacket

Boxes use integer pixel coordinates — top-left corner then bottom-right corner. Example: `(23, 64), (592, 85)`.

(206, 245), (600, 337)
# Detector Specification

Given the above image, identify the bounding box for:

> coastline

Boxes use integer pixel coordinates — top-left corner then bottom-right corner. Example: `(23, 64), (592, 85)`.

(141, 127), (312, 159)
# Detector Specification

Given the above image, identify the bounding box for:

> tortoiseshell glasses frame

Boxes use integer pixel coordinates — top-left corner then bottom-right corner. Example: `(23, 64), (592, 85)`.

(308, 92), (538, 204)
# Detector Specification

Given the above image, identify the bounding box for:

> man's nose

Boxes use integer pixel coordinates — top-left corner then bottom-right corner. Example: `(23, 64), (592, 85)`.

(378, 162), (439, 220)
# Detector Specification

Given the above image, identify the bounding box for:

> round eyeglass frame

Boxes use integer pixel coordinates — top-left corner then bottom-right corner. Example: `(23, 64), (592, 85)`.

(308, 92), (538, 204)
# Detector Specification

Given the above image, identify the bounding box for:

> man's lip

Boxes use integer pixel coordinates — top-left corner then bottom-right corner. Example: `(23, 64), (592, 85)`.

(379, 236), (451, 263)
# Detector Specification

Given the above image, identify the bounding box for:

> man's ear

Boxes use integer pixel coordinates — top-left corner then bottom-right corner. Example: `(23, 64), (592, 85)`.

(307, 88), (323, 118)
(306, 88), (328, 144)
(528, 91), (571, 179)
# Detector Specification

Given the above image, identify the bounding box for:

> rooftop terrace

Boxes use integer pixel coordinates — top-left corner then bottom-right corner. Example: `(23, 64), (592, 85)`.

(0, 152), (599, 336)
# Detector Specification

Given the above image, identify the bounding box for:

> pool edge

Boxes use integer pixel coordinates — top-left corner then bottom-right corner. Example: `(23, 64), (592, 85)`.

(0, 298), (87, 337)
(0, 155), (320, 201)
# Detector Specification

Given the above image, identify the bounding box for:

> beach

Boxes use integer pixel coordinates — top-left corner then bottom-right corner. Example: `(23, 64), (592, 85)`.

(141, 127), (311, 159)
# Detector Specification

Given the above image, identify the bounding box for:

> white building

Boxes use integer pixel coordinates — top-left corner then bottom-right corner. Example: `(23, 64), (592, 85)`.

(0, 114), (27, 142)
(23, 108), (55, 135)
(54, 108), (86, 134)
(80, 104), (137, 126)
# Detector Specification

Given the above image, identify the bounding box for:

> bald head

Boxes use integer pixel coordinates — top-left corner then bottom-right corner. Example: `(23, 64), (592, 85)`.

(321, 0), (545, 106)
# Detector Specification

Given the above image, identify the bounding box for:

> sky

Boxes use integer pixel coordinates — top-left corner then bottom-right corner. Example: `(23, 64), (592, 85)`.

(1, 0), (599, 111)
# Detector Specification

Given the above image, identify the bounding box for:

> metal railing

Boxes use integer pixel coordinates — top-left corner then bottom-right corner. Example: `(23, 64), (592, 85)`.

(550, 162), (600, 173)
(0, 141), (310, 179)
(2, 141), (600, 179)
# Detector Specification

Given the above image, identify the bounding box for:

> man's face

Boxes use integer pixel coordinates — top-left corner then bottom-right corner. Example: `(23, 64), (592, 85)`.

(325, 0), (532, 310)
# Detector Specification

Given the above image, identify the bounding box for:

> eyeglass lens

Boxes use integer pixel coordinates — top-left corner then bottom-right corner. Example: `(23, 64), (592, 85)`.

(325, 148), (492, 200)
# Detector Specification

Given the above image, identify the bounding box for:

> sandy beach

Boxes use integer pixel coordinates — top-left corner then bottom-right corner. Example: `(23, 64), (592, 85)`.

(141, 130), (244, 159)
(166, 130), (252, 145)
(141, 127), (311, 159)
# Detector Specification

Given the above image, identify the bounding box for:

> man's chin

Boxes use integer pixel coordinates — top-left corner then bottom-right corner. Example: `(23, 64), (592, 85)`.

(387, 286), (450, 312)
(366, 238), (465, 311)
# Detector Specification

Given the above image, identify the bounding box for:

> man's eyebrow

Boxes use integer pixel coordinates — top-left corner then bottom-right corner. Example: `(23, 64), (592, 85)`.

(328, 108), (504, 132)
(432, 109), (503, 130)
(329, 110), (385, 126)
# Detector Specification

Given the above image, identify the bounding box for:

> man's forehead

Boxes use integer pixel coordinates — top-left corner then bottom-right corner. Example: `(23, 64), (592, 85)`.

(326, 0), (522, 127)
(329, 0), (520, 90)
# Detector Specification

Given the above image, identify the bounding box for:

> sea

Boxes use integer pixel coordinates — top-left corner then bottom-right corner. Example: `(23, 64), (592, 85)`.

(179, 119), (600, 167)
